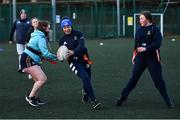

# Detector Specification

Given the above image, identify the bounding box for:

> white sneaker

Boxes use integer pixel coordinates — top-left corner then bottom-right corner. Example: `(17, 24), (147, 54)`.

(28, 74), (32, 79)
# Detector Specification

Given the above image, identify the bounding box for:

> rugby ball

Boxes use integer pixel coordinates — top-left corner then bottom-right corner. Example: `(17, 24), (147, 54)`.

(57, 45), (68, 61)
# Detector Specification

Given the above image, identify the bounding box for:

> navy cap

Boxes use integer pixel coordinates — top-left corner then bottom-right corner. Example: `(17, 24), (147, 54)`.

(60, 19), (72, 28)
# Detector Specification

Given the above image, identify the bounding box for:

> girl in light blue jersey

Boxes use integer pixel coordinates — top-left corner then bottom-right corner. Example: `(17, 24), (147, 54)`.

(20, 21), (57, 107)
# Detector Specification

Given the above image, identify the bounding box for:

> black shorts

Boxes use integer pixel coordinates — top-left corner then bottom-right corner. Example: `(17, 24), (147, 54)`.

(20, 52), (38, 70)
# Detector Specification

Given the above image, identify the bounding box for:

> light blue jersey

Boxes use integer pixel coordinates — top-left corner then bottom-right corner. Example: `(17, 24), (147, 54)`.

(24, 30), (57, 64)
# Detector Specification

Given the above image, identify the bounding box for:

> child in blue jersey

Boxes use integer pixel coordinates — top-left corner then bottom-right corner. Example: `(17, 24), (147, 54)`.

(58, 17), (101, 109)
(9, 9), (31, 71)
(20, 21), (57, 107)
(116, 11), (174, 108)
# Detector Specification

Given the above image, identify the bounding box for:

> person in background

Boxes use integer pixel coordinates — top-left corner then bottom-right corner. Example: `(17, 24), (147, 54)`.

(58, 17), (101, 109)
(20, 20), (57, 107)
(9, 9), (31, 72)
(26, 17), (39, 43)
(25, 17), (39, 79)
(115, 11), (174, 108)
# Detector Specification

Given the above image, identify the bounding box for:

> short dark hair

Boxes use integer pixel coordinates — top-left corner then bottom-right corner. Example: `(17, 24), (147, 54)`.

(140, 11), (153, 23)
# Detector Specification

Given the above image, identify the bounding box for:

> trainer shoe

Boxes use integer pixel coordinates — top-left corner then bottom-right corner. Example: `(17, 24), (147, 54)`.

(18, 67), (25, 73)
(18, 68), (23, 73)
(82, 89), (89, 103)
(35, 97), (46, 105)
(116, 97), (127, 106)
(28, 74), (32, 79)
(25, 96), (39, 107)
(91, 100), (101, 109)
(166, 102), (175, 109)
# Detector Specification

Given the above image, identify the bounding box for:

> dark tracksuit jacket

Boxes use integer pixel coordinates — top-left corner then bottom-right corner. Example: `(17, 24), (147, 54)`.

(59, 30), (96, 101)
(9, 18), (31, 44)
(121, 24), (172, 106)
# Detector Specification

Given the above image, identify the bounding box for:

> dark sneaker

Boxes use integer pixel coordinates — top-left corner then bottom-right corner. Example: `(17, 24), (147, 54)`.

(166, 102), (175, 109)
(91, 100), (101, 109)
(25, 96), (39, 107)
(82, 89), (89, 103)
(165, 100), (175, 109)
(116, 97), (127, 106)
(35, 97), (46, 105)
(18, 67), (25, 73)
(18, 68), (23, 73)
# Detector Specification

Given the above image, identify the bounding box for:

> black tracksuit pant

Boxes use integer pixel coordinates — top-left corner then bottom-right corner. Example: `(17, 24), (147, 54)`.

(121, 52), (172, 105)
(69, 59), (96, 101)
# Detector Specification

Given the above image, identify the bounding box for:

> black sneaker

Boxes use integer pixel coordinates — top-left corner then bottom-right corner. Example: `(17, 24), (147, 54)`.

(82, 89), (89, 103)
(35, 97), (46, 105)
(25, 96), (39, 107)
(116, 97), (127, 106)
(91, 100), (101, 109)
(166, 102), (175, 109)
(18, 68), (23, 73)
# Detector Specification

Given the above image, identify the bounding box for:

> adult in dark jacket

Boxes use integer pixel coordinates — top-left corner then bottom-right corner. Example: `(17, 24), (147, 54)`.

(9, 9), (31, 71)
(116, 11), (174, 108)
